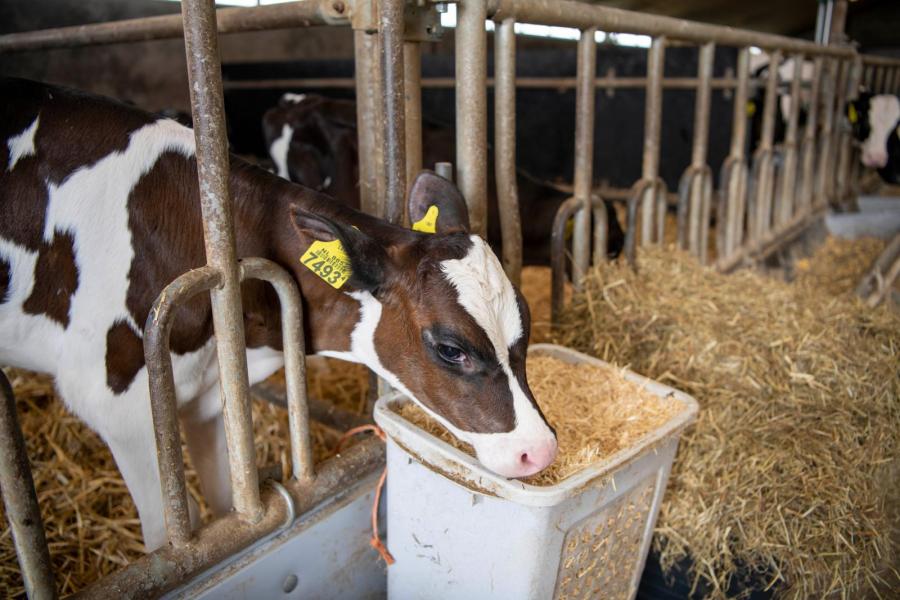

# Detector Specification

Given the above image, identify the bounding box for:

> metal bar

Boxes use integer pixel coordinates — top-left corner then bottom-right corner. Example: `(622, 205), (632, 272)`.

(0, 371), (56, 599)
(815, 58), (838, 207)
(144, 266), (222, 547)
(860, 55), (900, 68)
(354, 30), (383, 217)
(689, 43), (714, 257)
(551, 196), (580, 326)
(836, 56), (862, 206)
(222, 75), (745, 91)
(572, 27), (597, 288)
(494, 18), (523, 286)
(485, 0), (855, 58)
(856, 233), (900, 307)
(591, 195), (609, 265)
(749, 50), (781, 242)
(0, 1), (347, 53)
(776, 52), (804, 228)
(718, 207), (825, 273)
(181, 0), (261, 523)
(828, 58), (851, 206)
(381, 0), (407, 225)
(873, 65), (886, 93)
(639, 37), (666, 245)
(79, 437), (385, 599)
(404, 40), (423, 191)
(238, 258), (313, 482)
(799, 56), (823, 214)
(456, 0), (489, 237)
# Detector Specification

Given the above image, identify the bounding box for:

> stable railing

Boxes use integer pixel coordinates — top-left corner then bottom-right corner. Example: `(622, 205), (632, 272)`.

(2, 0), (900, 597)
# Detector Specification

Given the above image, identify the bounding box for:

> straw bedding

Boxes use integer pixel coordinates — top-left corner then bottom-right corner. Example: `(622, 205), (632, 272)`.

(397, 354), (684, 486)
(0, 367), (340, 597)
(552, 243), (900, 598)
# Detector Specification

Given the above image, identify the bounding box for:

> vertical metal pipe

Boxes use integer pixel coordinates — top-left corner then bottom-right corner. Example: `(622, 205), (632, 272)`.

(591, 196), (609, 266)
(640, 36), (666, 244)
(456, 0), (488, 237)
(799, 56), (823, 214)
(729, 48), (751, 159)
(381, 0), (407, 225)
(816, 58), (838, 207)
(776, 53), (804, 227)
(404, 40), (423, 193)
(836, 57), (862, 206)
(751, 49), (781, 241)
(572, 27), (597, 287)
(873, 65), (885, 93)
(828, 58), (851, 205)
(494, 18), (523, 286)
(0, 372), (56, 600)
(689, 42), (714, 256)
(181, 0), (261, 522)
(355, 30), (383, 217)
(863, 64), (875, 90)
(727, 47), (751, 256)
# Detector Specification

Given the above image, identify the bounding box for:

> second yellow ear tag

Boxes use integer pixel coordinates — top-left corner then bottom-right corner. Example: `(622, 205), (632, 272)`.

(746, 101), (757, 117)
(848, 103), (858, 124)
(300, 239), (352, 289)
(412, 205), (439, 234)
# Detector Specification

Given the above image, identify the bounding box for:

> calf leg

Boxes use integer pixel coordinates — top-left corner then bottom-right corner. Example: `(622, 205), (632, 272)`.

(180, 390), (233, 516)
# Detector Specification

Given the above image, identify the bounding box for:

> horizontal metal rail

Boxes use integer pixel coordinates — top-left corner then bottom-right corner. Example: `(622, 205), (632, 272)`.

(0, 0), (349, 53)
(487, 0), (855, 57)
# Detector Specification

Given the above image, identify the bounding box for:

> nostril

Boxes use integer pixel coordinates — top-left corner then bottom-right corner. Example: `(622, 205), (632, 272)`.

(520, 452), (530, 465)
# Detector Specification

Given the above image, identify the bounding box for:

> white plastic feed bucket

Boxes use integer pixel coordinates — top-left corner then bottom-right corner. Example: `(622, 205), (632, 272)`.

(373, 344), (698, 600)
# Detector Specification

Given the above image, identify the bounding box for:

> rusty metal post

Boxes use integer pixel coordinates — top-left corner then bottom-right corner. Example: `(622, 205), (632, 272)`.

(239, 259), (313, 482)
(677, 42), (714, 262)
(494, 18), (523, 286)
(717, 47), (751, 262)
(0, 371), (56, 599)
(816, 58), (838, 207)
(749, 49), (780, 243)
(799, 56), (823, 215)
(404, 40), (423, 192)
(181, 0), (261, 523)
(354, 30), (384, 217)
(639, 36), (666, 245)
(776, 53), (804, 228)
(381, 0), (407, 225)
(837, 56), (863, 206)
(572, 26), (598, 288)
(829, 59), (851, 206)
(456, 0), (488, 236)
(551, 196), (580, 325)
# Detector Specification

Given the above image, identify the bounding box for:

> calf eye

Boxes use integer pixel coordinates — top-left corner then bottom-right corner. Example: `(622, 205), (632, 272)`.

(437, 343), (466, 364)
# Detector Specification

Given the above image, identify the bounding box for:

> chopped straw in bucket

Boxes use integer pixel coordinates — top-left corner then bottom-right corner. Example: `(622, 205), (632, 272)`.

(396, 354), (685, 487)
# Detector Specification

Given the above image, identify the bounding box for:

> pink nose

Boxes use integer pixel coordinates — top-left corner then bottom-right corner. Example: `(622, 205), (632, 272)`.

(511, 438), (559, 479)
(863, 150), (888, 169)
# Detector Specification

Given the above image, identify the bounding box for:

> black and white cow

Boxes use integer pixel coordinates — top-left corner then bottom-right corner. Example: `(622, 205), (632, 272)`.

(262, 93), (626, 266)
(847, 92), (900, 184)
(0, 78), (557, 550)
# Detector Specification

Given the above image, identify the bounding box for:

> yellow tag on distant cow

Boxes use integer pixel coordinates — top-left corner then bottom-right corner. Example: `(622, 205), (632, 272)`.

(746, 101), (757, 117)
(848, 103), (858, 124)
(412, 205), (439, 234)
(300, 239), (352, 289)
(565, 217), (575, 241)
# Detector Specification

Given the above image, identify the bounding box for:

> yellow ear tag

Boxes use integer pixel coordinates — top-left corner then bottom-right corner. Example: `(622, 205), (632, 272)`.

(564, 217), (575, 241)
(848, 103), (858, 124)
(300, 239), (352, 289)
(746, 101), (757, 117)
(412, 205), (440, 234)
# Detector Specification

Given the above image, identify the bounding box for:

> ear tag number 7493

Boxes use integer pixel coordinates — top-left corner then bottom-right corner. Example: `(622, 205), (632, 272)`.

(300, 239), (352, 289)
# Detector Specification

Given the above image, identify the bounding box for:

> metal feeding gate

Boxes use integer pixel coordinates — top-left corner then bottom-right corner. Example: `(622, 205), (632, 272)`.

(1, 0), (900, 598)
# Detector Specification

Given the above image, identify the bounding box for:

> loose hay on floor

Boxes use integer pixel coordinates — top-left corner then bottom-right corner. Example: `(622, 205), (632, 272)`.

(0, 368), (339, 597)
(553, 245), (900, 598)
(267, 355), (370, 415)
(793, 236), (887, 296)
(396, 354), (684, 487)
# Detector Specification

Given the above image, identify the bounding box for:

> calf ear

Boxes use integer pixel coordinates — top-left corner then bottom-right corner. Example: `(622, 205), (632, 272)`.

(290, 207), (389, 293)
(407, 170), (470, 234)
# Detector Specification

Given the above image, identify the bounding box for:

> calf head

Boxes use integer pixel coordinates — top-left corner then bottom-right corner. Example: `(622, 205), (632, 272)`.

(847, 93), (900, 169)
(291, 172), (557, 478)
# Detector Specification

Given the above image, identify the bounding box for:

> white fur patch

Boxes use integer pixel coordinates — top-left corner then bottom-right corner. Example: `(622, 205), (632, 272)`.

(7, 115), (39, 171)
(282, 93), (307, 104)
(862, 95), (900, 168)
(270, 124), (293, 180)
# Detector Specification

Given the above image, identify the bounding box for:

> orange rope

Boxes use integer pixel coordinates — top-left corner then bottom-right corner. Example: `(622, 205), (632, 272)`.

(336, 424), (395, 565)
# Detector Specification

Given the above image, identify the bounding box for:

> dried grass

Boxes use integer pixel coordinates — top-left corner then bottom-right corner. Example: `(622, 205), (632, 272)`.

(793, 236), (887, 297)
(267, 356), (370, 415)
(397, 354), (684, 486)
(551, 243), (900, 598)
(0, 368), (340, 597)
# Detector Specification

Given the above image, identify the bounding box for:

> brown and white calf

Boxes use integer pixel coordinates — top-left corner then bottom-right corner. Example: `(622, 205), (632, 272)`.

(0, 78), (557, 551)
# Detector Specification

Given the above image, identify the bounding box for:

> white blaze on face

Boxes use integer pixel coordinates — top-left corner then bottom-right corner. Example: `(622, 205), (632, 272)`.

(7, 115), (39, 171)
(282, 93), (307, 104)
(862, 95), (900, 169)
(437, 236), (557, 479)
(270, 123), (293, 180)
